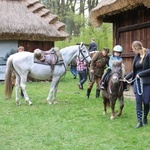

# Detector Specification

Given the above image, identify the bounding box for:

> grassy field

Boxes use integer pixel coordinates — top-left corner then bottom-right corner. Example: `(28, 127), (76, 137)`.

(0, 71), (149, 150)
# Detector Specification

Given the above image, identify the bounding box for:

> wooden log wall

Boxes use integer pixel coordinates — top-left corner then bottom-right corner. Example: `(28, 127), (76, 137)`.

(113, 5), (150, 73)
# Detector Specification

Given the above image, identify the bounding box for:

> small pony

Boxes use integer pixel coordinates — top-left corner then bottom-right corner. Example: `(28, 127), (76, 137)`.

(102, 60), (125, 120)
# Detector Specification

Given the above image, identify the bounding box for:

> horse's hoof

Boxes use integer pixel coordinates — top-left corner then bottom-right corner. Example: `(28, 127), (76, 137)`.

(26, 100), (33, 106)
(29, 102), (33, 106)
(53, 101), (58, 104)
(16, 102), (21, 106)
(47, 100), (52, 105)
(103, 111), (106, 115)
(110, 115), (115, 120)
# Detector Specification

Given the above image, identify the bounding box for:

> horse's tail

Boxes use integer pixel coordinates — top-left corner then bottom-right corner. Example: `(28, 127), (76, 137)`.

(5, 55), (14, 99)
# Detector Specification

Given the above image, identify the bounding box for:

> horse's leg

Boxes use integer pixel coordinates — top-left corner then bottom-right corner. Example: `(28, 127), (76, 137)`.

(103, 98), (108, 115)
(20, 74), (32, 105)
(117, 96), (124, 116)
(15, 75), (21, 105)
(46, 76), (60, 105)
(110, 98), (116, 120)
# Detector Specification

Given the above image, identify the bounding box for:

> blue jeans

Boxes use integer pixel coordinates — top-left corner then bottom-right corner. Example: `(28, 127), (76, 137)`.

(78, 70), (87, 86)
(70, 65), (77, 77)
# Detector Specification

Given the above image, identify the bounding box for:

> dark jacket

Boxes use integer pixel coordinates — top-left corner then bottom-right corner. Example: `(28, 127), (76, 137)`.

(90, 52), (109, 77)
(89, 41), (97, 52)
(125, 49), (150, 85)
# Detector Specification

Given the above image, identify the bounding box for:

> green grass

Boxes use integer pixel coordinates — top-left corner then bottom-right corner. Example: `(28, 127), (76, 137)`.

(0, 71), (149, 150)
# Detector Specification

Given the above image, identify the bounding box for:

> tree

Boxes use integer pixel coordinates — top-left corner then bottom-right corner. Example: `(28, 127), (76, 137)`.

(40, 0), (100, 36)
(40, 0), (113, 50)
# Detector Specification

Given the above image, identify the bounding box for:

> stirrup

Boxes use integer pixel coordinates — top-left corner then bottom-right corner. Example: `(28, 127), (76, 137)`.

(100, 85), (105, 90)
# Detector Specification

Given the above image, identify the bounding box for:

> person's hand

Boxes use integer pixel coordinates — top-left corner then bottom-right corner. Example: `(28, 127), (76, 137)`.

(136, 74), (140, 78)
(123, 78), (127, 82)
(90, 70), (94, 73)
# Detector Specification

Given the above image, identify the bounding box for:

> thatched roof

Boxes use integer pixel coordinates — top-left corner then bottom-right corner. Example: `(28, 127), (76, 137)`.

(90, 0), (150, 27)
(0, 0), (69, 41)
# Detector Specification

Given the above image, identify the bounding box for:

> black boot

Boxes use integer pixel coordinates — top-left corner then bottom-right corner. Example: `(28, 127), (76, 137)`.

(136, 121), (143, 128)
(86, 88), (91, 99)
(143, 117), (148, 125)
(143, 104), (149, 125)
(96, 89), (100, 98)
(136, 110), (143, 128)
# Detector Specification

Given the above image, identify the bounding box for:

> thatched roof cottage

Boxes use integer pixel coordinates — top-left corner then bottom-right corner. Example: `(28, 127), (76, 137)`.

(0, 0), (68, 80)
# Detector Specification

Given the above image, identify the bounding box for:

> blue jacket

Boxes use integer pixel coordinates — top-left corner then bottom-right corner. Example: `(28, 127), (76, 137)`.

(125, 49), (150, 85)
(108, 55), (122, 69)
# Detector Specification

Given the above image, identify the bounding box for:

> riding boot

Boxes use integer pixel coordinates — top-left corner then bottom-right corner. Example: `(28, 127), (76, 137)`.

(86, 88), (91, 99)
(143, 104), (149, 125)
(96, 89), (100, 98)
(136, 110), (143, 128)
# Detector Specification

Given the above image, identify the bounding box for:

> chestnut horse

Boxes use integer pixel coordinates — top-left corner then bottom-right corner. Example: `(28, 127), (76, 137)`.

(102, 60), (125, 120)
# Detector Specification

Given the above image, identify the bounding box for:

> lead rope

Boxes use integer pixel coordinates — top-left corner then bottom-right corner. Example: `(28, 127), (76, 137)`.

(135, 78), (143, 95)
(122, 78), (143, 95)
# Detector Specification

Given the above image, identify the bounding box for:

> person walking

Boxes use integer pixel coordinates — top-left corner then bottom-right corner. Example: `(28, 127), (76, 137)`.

(124, 41), (150, 128)
(86, 48), (110, 99)
(88, 38), (97, 52)
(76, 57), (87, 90)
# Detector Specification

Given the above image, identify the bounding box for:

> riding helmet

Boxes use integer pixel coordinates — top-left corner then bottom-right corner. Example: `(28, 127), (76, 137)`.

(113, 45), (123, 53)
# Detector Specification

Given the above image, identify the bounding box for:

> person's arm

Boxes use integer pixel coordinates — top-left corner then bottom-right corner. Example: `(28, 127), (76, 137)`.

(90, 53), (98, 71)
(125, 71), (133, 80)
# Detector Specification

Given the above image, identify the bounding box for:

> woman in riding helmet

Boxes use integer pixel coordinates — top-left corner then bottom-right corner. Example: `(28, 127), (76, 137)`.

(100, 45), (123, 90)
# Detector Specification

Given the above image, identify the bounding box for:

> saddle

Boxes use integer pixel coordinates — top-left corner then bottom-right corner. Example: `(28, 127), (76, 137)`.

(34, 48), (63, 69)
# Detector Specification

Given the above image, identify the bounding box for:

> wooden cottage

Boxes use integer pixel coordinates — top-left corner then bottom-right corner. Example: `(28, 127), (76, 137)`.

(90, 0), (150, 73)
(0, 0), (68, 80)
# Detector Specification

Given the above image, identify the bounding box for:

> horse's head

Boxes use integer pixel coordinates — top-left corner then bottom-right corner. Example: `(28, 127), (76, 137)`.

(111, 60), (124, 84)
(78, 43), (91, 64)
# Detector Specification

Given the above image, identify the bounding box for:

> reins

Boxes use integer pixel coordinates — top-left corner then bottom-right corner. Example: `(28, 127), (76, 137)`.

(78, 45), (90, 62)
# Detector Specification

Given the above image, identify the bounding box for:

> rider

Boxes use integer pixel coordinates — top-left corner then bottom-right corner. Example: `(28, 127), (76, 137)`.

(100, 45), (123, 90)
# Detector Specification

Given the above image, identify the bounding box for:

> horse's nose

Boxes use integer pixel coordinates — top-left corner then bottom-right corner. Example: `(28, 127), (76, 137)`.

(112, 76), (118, 81)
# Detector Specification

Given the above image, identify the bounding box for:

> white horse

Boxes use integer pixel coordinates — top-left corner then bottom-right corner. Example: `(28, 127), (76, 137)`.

(5, 44), (91, 105)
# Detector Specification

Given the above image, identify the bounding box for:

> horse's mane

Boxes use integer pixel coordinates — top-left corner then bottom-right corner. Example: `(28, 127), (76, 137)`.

(111, 60), (125, 78)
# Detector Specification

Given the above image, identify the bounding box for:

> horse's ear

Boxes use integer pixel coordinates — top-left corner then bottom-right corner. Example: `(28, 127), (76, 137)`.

(80, 42), (83, 47)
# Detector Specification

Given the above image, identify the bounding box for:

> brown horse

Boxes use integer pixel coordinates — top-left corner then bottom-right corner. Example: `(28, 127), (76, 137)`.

(101, 60), (125, 120)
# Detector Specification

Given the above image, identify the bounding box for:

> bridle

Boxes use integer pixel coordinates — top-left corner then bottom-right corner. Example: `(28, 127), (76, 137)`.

(108, 69), (123, 94)
(78, 45), (90, 62)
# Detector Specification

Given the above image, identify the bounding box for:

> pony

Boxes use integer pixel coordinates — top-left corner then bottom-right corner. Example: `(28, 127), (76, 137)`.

(5, 43), (91, 105)
(101, 60), (125, 120)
